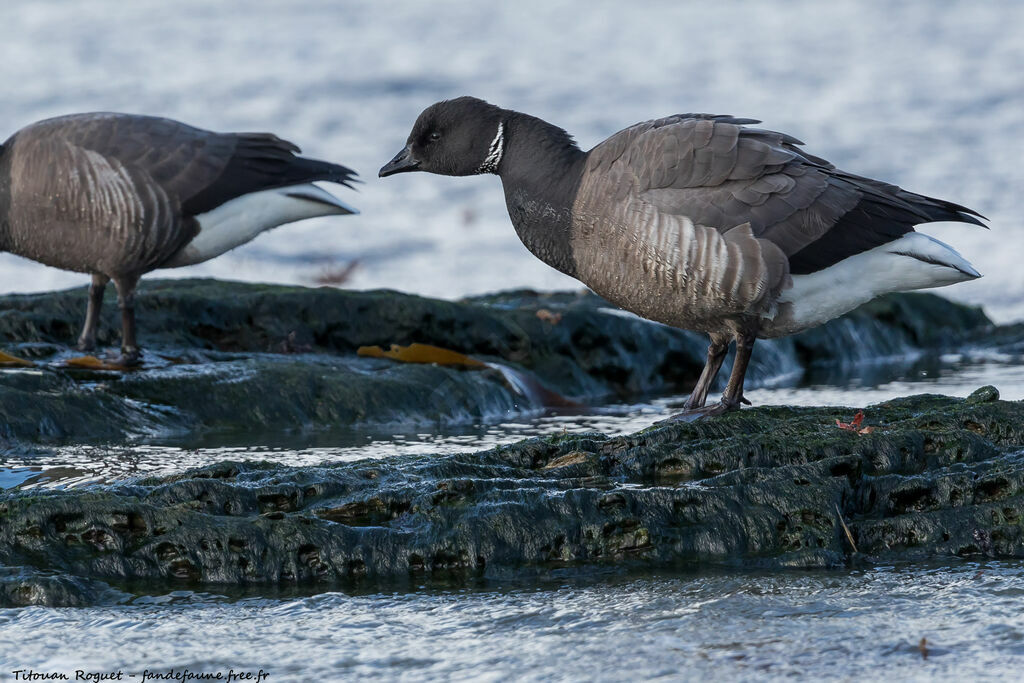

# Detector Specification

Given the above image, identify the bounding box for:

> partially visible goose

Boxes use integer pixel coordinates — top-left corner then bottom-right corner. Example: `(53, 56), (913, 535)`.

(380, 96), (984, 419)
(0, 112), (358, 365)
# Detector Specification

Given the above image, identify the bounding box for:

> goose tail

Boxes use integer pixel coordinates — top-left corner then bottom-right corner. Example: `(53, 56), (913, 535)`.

(764, 232), (980, 337)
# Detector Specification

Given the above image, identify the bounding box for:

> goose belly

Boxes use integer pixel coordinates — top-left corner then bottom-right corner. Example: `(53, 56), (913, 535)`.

(163, 184), (355, 268)
(569, 210), (782, 333)
(3, 152), (186, 275)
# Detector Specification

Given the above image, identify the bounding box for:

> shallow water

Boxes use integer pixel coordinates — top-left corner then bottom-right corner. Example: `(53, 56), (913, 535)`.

(3, 562), (1024, 681)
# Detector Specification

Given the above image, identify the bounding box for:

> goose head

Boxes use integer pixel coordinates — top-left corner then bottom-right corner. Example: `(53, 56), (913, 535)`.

(379, 96), (506, 178)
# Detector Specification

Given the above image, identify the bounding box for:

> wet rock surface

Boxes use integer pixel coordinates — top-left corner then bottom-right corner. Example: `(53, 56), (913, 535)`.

(0, 279), (998, 444)
(2, 388), (1023, 606)
(0, 565), (128, 608)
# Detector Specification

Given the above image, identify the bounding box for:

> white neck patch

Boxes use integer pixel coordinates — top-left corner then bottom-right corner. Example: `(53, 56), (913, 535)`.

(476, 122), (505, 174)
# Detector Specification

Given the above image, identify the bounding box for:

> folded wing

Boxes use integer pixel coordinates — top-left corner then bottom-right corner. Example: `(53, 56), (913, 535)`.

(586, 114), (983, 275)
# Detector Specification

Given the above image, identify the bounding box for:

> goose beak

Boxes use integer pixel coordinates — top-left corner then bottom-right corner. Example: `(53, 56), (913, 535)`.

(379, 146), (420, 177)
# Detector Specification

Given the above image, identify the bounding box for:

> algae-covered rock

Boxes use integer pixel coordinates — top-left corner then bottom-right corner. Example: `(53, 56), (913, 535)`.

(2, 390), (1023, 605)
(0, 566), (127, 608)
(0, 280), (999, 444)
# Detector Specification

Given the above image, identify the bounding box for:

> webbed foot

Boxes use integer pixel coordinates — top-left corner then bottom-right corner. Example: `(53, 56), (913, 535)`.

(117, 347), (142, 367)
(662, 397), (745, 423)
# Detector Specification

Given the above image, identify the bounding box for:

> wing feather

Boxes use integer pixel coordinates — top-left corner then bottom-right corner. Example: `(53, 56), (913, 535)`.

(584, 113), (983, 274)
(16, 113), (356, 218)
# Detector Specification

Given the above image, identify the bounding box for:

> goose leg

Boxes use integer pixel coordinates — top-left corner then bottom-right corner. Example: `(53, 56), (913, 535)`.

(112, 274), (142, 366)
(665, 331), (755, 422)
(683, 335), (730, 410)
(77, 273), (110, 352)
(718, 331), (756, 411)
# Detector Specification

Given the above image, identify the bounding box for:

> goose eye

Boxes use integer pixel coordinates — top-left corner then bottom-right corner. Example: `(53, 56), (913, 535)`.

(429, 131), (441, 141)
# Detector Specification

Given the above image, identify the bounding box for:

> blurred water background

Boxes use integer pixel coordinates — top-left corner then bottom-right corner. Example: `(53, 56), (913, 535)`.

(1, 0), (1021, 320)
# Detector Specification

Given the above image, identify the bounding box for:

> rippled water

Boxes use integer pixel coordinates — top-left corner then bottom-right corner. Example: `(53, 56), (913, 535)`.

(3, 563), (1024, 680)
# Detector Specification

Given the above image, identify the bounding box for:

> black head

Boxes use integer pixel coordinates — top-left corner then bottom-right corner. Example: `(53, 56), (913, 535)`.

(379, 96), (506, 178)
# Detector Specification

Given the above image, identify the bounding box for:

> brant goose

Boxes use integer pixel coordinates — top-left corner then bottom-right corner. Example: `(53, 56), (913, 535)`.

(0, 113), (358, 365)
(381, 97), (984, 419)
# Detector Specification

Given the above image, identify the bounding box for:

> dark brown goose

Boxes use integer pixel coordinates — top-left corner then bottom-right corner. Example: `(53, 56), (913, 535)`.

(0, 112), (358, 365)
(380, 96), (984, 419)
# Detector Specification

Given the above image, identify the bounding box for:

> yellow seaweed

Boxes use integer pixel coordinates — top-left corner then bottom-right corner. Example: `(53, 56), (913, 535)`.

(358, 342), (582, 408)
(357, 343), (487, 368)
(0, 351), (35, 368)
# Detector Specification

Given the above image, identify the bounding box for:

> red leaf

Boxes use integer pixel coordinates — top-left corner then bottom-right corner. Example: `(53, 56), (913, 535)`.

(837, 411), (870, 434)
